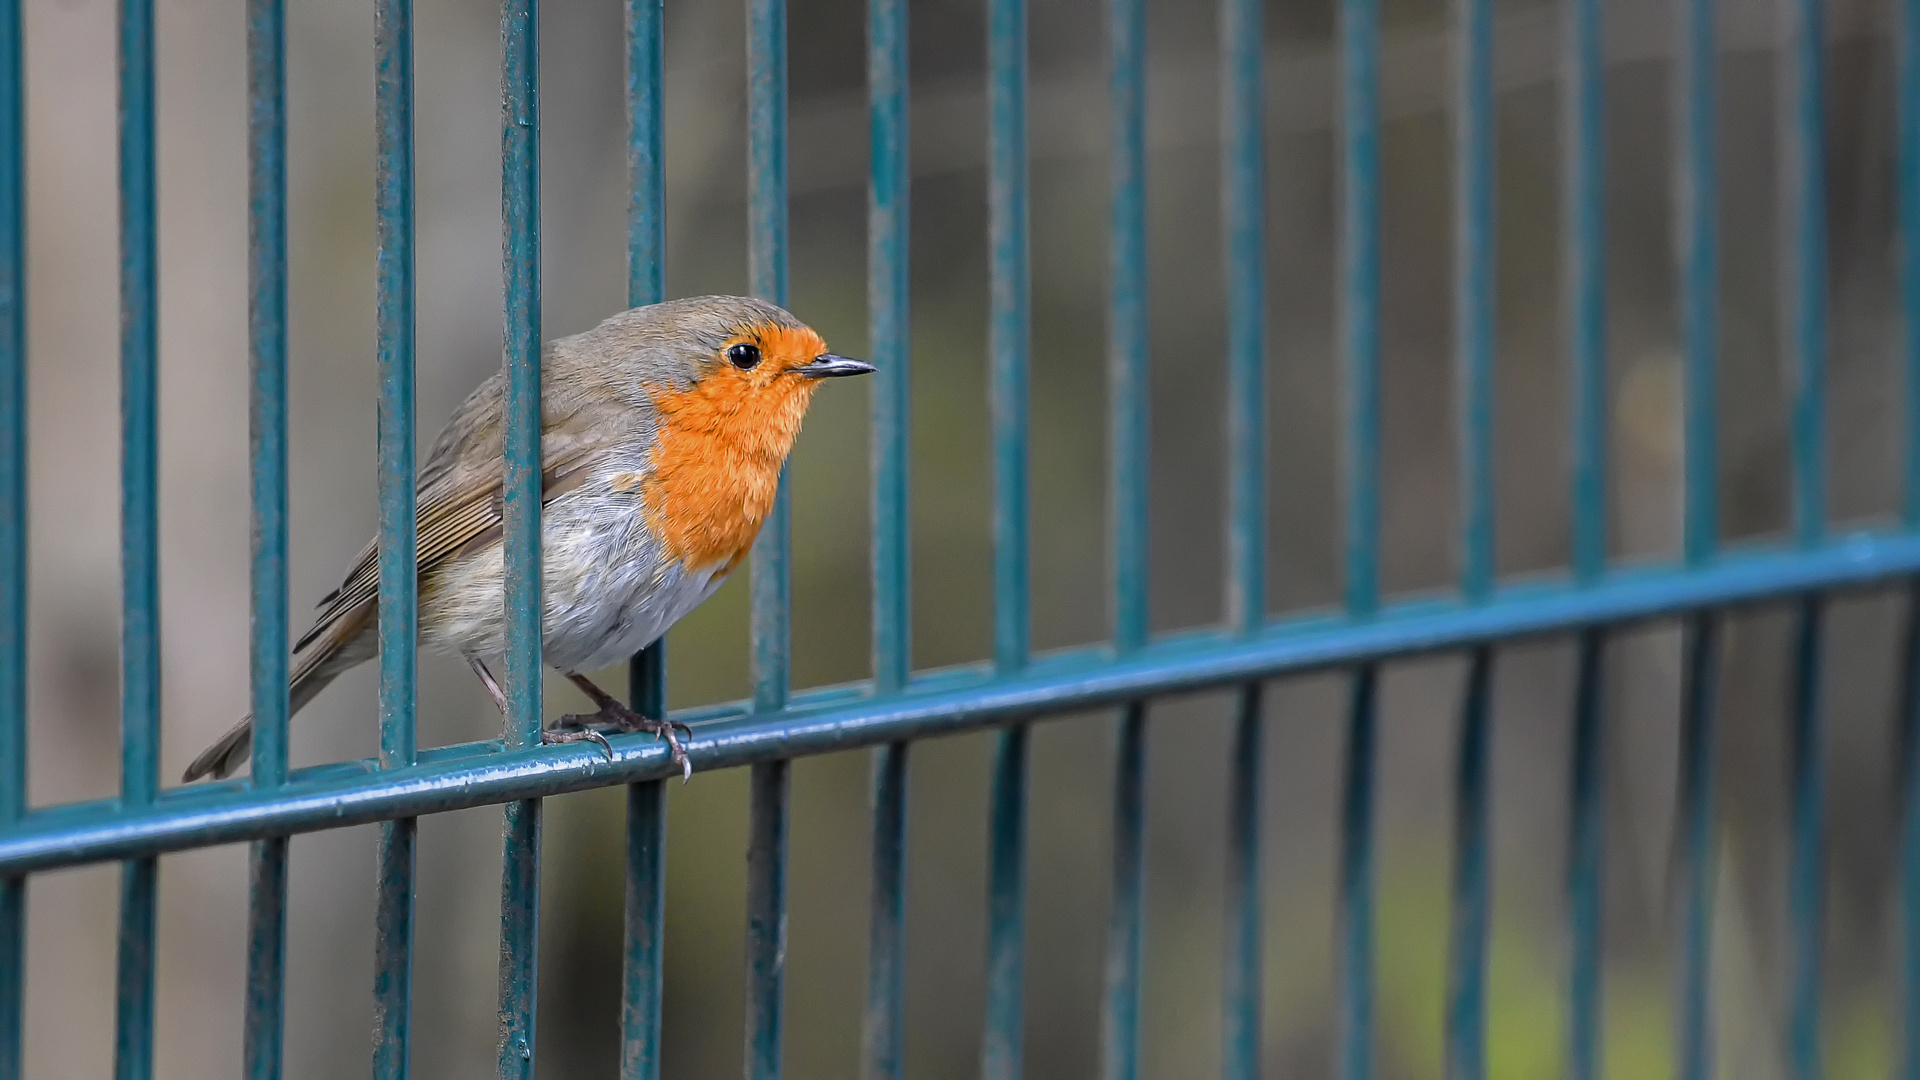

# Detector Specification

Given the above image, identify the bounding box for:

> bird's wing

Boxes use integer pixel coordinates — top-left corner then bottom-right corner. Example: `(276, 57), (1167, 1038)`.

(293, 356), (652, 656)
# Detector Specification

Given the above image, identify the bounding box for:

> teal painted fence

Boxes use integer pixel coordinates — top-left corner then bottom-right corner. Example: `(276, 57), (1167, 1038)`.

(0, 0), (1907, 1077)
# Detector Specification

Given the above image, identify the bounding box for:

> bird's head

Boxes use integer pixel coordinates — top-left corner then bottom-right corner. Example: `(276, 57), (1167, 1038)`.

(581, 294), (871, 414)
(565, 296), (872, 573)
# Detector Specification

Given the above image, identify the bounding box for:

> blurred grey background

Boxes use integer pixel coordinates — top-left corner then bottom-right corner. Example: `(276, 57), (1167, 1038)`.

(12, 0), (1917, 1074)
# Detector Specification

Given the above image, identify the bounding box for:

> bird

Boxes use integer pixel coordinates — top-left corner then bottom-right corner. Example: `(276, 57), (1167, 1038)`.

(182, 294), (873, 785)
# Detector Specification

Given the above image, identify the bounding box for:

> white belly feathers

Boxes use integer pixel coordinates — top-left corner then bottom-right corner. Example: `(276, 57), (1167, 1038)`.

(417, 465), (734, 674)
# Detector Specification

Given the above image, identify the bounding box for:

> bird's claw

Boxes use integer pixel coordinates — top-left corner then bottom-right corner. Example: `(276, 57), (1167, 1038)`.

(547, 706), (694, 783)
(542, 724), (615, 762)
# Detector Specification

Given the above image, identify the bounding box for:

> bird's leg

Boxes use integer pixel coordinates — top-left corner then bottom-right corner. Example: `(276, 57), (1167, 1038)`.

(469, 658), (508, 714)
(544, 671), (694, 782)
(468, 656), (610, 760)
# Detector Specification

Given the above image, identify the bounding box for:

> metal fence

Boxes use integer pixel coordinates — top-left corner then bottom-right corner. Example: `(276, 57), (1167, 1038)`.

(0, 0), (1907, 1076)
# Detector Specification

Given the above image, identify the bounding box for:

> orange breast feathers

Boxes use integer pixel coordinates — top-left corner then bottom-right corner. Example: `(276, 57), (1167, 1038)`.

(634, 323), (829, 574)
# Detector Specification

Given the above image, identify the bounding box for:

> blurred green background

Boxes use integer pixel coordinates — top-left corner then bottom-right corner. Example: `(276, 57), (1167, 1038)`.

(12, 0), (1918, 1074)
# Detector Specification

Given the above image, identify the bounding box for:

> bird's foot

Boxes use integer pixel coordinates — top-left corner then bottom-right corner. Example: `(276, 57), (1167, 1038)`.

(542, 723), (616, 762)
(545, 704), (694, 782)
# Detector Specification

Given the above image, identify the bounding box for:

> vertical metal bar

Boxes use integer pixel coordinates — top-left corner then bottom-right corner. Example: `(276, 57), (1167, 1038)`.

(1338, 667), (1377, 1080)
(1221, 0), (1265, 1067)
(1339, 0), (1380, 1072)
(243, 0), (290, 1069)
(869, 0), (910, 700)
(246, 0), (289, 797)
(619, 2), (666, 1079)
(1447, 651), (1490, 1080)
(1781, 0), (1827, 1073)
(1674, 614), (1718, 1080)
(620, 759), (666, 1080)
(372, 804), (416, 1080)
(497, 0), (542, 1071)
(863, 743), (907, 1080)
(746, 0), (787, 313)
(1101, 3), (1148, 1079)
(989, 0), (1030, 677)
(374, 0), (418, 844)
(983, 724), (1028, 1080)
(863, 0), (909, 1075)
(748, 0), (790, 714)
(1102, 706), (1146, 1080)
(985, 0), (1030, 1075)
(371, 0), (418, 1068)
(1785, 594), (1824, 1080)
(745, 760), (789, 1080)
(117, 0), (158, 818)
(744, 2), (791, 1077)
(115, 0), (160, 1068)
(1108, 0), (1147, 658)
(114, 861), (157, 1080)
(243, 842), (288, 1080)
(497, 798), (541, 1080)
(626, 0), (664, 314)
(499, 0), (541, 747)
(1565, 631), (1603, 1080)
(1222, 686), (1263, 1080)
(0, 0), (24, 1066)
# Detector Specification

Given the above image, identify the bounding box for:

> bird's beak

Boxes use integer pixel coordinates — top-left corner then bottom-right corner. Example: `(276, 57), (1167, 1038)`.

(793, 353), (876, 379)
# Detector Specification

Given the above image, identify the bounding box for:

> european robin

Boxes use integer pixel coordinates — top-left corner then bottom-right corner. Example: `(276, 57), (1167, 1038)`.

(183, 295), (872, 784)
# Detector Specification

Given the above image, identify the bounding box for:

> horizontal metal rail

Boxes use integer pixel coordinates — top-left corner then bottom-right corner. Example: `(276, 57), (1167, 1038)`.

(0, 530), (1912, 875)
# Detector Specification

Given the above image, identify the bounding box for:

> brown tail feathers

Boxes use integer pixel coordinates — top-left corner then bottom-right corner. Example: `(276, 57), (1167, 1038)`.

(181, 606), (376, 783)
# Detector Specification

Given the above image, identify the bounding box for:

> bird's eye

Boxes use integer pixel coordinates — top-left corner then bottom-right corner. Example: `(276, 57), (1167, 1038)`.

(727, 342), (762, 370)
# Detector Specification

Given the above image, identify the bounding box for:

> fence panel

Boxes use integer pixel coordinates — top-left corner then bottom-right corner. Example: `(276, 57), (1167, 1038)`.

(0, 0), (1914, 1076)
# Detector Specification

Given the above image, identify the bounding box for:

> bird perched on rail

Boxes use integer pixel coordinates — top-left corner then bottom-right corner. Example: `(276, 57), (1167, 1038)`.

(183, 295), (873, 785)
